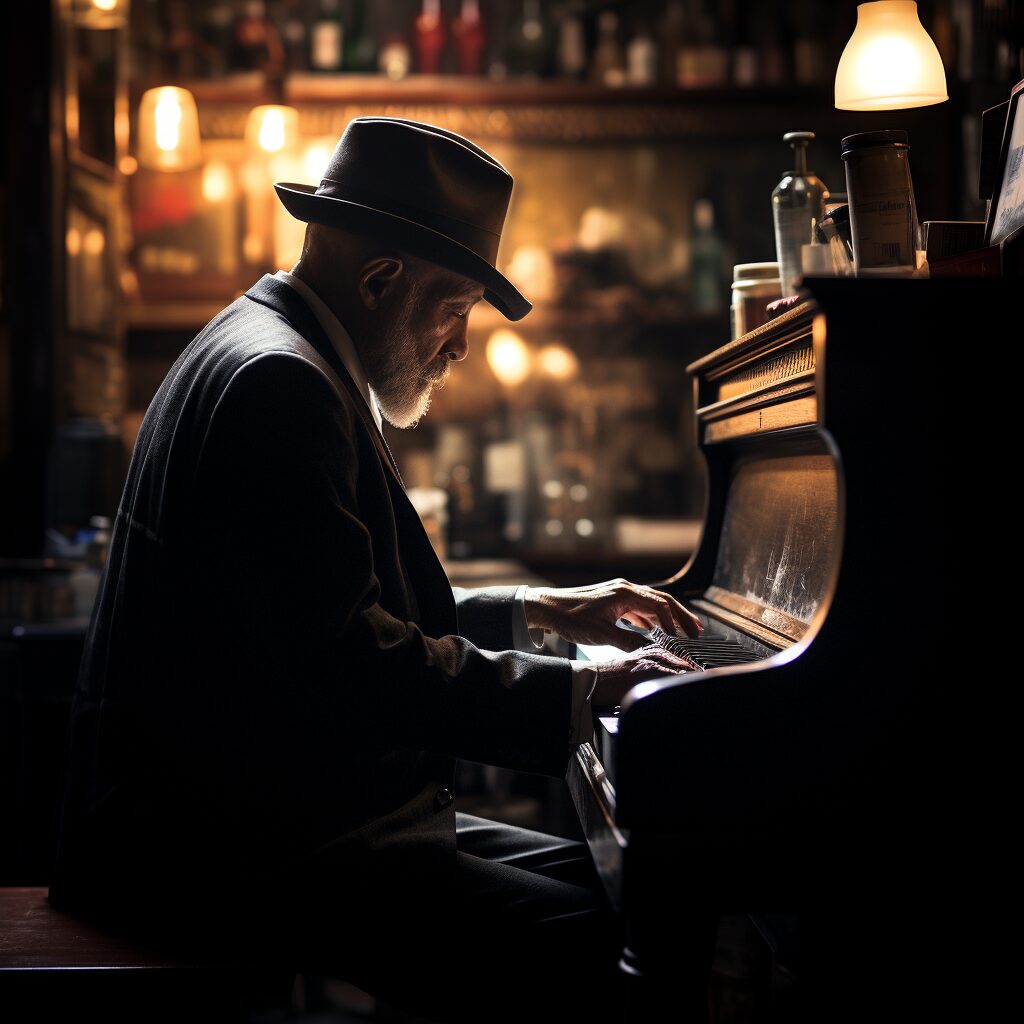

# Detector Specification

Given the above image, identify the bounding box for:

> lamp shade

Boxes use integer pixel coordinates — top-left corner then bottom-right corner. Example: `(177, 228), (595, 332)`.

(137, 87), (201, 171)
(835, 2), (947, 111)
(245, 105), (300, 157)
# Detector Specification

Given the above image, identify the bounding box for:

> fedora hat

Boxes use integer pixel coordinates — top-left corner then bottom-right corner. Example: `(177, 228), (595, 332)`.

(275, 117), (531, 321)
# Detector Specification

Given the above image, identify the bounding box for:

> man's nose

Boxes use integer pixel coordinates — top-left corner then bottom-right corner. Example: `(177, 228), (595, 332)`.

(442, 320), (470, 362)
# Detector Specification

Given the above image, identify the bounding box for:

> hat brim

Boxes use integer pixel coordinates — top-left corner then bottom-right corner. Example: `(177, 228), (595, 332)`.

(274, 183), (532, 322)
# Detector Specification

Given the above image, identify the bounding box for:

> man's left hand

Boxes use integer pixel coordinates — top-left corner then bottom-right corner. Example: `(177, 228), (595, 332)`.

(523, 578), (701, 652)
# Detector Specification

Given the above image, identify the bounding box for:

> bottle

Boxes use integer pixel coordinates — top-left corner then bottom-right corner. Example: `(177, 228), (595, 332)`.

(452, 0), (486, 76)
(280, 0), (309, 74)
(771, 132), (828, 297)
(310, 0), (343, 72)
(556, 5), (586, 81)
(509, 0), (550, 79)
(590, 11), (626, 87)
(691, 198), (726, 313)
(344, 0), (377, 72)
(626, 24), (658, 86)
(414, 0), (445, 75)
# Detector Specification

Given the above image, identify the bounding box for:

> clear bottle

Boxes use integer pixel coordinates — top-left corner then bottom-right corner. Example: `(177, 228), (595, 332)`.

(772, 131), (829, 297)
(691, 198), (726, 313)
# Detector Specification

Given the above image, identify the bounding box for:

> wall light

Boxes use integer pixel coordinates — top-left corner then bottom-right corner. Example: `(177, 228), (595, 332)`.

(486, 330), (531, 387)
(835, 2), (947, 111)
(246, 105), (300, 157)
(137, 86), (201, 171)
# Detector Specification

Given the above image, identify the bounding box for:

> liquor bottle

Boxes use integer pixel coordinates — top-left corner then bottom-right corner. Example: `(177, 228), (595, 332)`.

(344, 0), (377, 73)
(772, 132), (829, 297)
(509, 0), (550, 80)
(452, 0), (486, 76)
(414, 0), (445, 75)
(690, 198), (726, 313)
(556, 4), (586, 81)
(626, 24), (658, 86)
(232, 1), (286, 82)
(310, 0), (343, 73)
(279, 0), (309, 74)
(659, 1), (685, 86)
(590, 10), (625, 87)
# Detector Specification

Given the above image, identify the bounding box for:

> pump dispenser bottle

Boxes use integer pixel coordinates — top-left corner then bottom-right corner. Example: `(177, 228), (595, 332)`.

(772, 131), (828, 297)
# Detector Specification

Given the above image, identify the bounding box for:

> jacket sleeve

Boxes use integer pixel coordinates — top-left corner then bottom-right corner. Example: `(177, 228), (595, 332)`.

(188, 352), (573, 778)
(452, 586), (519, 651)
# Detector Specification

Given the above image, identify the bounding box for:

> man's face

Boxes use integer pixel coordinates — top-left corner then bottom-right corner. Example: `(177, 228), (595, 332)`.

(362, 266), (483, 429)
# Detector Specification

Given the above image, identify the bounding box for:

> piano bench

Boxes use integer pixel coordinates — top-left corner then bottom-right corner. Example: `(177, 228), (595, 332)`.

(0, 886), (287, 1021)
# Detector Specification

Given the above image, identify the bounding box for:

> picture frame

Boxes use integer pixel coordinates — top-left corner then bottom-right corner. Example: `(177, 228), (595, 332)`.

(985, 77), (1024, 247)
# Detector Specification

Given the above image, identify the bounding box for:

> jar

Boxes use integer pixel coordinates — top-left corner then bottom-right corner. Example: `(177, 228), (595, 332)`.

(730, 262), (782, 339)
(841, 130), (919, 275)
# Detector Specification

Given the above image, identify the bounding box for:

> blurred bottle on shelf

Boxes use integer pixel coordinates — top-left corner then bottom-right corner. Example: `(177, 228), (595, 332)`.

(452, 0), (486, 75)
(732, 0), (759, 87)
(277, 0), (309, 74)
(509, 0), (550, 79)
(677, 0), (728, 87)
(310, 0), (344, 72)
(690, 197), (726, 313)
(590, 10), (626, 87)
(379, 33), (412, 80)
(414, 0), (446, 74)
(556, 3), (587, 81)
(344, 0), (377, 72)
(626, 23), (658, 86)
(233, 1), (284, 76)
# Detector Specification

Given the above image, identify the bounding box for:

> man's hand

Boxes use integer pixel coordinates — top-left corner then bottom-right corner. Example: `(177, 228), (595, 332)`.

(523, 578), (702, 652)
(591, 644), (693, 706)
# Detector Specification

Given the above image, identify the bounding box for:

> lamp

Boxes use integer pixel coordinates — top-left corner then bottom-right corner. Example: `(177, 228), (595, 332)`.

(137, 86), (201, 171)
(835, 1), (947, 111)
(245, 105), (300, 157)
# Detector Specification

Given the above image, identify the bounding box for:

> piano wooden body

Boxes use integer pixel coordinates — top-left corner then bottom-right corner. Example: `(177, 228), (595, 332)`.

(568, 278), (987, 1019)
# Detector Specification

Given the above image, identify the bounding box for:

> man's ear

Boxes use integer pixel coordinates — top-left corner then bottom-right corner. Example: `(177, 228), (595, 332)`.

(359, 257), (404, 310)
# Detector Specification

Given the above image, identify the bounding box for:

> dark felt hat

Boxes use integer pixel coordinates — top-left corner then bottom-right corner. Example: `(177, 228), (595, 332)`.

(274, 117), (531, 321)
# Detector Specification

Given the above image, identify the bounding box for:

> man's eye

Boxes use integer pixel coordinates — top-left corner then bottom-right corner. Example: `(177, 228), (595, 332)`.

(451, 308), (468, 319)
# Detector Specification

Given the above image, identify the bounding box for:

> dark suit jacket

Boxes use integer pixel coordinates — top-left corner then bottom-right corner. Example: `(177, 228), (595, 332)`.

(50, 274), (571, 927)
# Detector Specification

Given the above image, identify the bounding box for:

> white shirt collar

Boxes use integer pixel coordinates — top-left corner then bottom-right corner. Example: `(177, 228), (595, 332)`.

(274, 269), (384, 432)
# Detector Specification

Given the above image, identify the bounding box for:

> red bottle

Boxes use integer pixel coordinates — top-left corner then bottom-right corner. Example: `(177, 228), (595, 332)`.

(414, 0), (445, 75)
(452, 0), (485, 76)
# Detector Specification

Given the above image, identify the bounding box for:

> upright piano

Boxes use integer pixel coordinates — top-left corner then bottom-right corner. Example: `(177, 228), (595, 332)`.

(568, 277), (985, 1020)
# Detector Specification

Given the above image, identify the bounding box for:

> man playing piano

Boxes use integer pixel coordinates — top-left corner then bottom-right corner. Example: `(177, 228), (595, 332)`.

(51, 118), (698, 1021)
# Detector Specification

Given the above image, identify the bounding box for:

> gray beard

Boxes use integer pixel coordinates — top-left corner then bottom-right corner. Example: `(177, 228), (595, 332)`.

(360, 286), (450, 429)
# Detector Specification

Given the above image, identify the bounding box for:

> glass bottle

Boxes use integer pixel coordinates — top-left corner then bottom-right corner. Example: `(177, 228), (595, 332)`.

(590, 11), (625, 87)
(310, 0), (343, 72)
(414, 0), (445, 75)
(771, 131), (828, 297)
(344, 0), (377, 72)
(452, 0), (486, 76)
(691, 198), (726, 313)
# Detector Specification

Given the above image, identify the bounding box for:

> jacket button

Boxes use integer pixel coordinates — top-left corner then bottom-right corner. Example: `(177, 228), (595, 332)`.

(434, 787), (453, 810)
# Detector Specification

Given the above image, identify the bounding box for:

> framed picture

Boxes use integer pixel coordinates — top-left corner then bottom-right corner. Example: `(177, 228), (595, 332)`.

(985, 78), (1024, 246)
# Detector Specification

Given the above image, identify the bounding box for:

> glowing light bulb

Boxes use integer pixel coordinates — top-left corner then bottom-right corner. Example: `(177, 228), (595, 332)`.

(538, 344), (579, 381)
(486, 330), (531, 387)
(835, 2), (947, 111)
(154, 89), (182, 152)
(258, 109), (286, 153)
(202, 161), (234, 203)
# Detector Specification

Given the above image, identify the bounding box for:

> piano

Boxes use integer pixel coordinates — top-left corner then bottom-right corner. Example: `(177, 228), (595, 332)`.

(568, 277), (984, 1020)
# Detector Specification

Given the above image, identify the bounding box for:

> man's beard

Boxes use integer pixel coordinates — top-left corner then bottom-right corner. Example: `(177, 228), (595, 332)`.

(360, 284), (451, 429)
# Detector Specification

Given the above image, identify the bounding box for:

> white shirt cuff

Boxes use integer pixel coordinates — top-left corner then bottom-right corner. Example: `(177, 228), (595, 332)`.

(512, 584), (546, 651)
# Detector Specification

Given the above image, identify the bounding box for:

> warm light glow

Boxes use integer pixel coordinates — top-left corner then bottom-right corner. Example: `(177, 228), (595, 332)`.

(118, 154), (138, 176)
(304, 143), (331, 181)
(538, 344), (579, 381)
(202, 161), (234, 203)
(246, 105), (299, 158)
(83, 228), (105, 256)
(835, 2), (947, 110)
(66, 228), (82, 256)
(486, 330), (531, 387)
(92, 0), (118, 11)
(137, 87), (201, 171)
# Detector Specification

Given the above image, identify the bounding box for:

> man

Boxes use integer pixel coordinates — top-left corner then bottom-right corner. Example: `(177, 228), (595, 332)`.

(51, 118), (696, 1021)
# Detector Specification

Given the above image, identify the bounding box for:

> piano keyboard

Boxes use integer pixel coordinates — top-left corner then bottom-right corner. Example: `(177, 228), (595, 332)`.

(650, 627), (766, 671)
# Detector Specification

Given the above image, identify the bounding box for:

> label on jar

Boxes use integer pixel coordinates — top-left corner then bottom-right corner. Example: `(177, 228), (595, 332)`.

(851, 191), (915, 268)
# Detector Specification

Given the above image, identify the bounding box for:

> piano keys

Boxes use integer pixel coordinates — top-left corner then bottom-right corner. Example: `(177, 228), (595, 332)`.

(568, 277), (997, 1021)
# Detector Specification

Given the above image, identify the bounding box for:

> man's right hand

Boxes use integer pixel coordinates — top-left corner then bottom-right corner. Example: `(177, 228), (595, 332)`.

(590, 644), (693, 707)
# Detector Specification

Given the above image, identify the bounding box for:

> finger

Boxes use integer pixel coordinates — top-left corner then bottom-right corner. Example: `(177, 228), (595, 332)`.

(662, 592), (702, 638)
(642, 591), (678, 637)
(605, 626), (648, 653)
